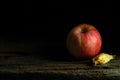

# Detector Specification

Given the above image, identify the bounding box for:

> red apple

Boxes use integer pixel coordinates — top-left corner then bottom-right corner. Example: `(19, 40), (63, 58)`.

(66, 24), (102, 59)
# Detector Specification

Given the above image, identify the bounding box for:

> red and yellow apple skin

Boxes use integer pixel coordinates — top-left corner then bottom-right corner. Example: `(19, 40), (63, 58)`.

(66, 24), (102, 59)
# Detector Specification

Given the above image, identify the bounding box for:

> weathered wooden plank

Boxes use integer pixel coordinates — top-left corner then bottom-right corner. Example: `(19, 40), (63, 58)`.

(0, 53), (120, 80)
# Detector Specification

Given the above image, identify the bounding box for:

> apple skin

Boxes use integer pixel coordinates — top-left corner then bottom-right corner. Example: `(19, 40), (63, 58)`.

(66, 24), (102, 59)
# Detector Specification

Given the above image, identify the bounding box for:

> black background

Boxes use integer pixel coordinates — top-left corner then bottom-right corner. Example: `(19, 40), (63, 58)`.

(24, 1), (119, 59)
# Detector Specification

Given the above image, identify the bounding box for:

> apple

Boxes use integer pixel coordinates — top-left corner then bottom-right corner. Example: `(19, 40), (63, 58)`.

(66, 24), (102, 59)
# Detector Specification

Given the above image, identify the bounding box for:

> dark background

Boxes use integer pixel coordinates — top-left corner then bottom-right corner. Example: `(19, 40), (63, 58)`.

(16, 0), (120, 59)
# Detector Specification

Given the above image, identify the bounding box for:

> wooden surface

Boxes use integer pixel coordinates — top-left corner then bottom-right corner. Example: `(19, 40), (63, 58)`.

(0, 53), (120, 80)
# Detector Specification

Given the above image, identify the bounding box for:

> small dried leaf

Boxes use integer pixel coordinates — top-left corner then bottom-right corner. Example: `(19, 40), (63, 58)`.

(92, 53), (116, 66)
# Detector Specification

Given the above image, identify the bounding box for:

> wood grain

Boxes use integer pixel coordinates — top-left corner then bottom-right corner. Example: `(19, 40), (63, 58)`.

(0, 53), (120, 80)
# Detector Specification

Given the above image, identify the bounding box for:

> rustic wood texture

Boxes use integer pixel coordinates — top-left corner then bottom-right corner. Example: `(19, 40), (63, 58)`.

(0, 53), (120, 80)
